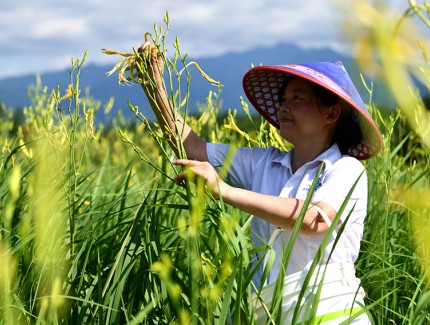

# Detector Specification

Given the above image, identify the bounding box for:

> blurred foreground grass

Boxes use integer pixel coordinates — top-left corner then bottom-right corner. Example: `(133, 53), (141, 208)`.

(1, 1), (430, 323)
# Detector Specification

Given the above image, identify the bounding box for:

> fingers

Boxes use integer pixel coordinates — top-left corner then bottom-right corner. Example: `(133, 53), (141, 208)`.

(138, 41), (160, 60)
(138, 43), (157, 62)
(137, 42), (158, 63)
(172, 160), (225, 199)
(173, 159), (201, 184)
(136, 40), (164, 89)
(173, 168), (199, 185)
(173, 159), (202, 167)
(173, 172), (186, 185)
(138, 41), (152, 53)
(172, 160), (213, 184)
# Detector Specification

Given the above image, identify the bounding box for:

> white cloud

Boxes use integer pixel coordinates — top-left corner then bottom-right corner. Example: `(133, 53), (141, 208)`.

(153, 0), (340, 58)
(32, 18), (88, 39)
(0, 0), (395, 79)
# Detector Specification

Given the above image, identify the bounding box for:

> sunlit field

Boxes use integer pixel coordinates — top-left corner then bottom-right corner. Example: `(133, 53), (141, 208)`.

(1, 1), (430, 324)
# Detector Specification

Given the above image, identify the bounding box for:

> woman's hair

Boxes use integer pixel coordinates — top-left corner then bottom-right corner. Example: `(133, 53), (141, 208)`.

(278, 76), (362, 155)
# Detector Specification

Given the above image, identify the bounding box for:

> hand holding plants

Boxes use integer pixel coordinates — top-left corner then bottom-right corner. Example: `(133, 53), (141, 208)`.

(173, 159), (229, 199)
(137, 40), (164, 92)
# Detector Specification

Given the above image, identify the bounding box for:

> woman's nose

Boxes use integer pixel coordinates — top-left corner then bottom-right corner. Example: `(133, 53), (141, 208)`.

(279, 102), (291, 113)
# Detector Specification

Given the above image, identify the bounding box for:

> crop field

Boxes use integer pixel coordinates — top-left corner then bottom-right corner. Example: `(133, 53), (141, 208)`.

(1, 2), (430, 324)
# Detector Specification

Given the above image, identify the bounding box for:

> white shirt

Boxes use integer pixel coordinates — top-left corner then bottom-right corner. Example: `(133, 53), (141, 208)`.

(207, 142), (368, 287)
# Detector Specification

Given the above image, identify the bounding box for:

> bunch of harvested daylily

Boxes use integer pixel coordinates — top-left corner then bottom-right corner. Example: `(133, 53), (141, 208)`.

(102, 32), (222, 88)
(102, 27), (223, 162)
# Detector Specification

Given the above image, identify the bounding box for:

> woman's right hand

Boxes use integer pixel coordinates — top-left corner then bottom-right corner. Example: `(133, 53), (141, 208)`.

(137, 41), (164, 91)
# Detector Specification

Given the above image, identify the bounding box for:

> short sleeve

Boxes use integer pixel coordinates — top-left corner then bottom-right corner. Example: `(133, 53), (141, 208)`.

(312, 156), (368, 223)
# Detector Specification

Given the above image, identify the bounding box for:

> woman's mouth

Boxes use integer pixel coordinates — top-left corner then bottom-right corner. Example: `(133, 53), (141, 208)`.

(278, 116), (294, 124)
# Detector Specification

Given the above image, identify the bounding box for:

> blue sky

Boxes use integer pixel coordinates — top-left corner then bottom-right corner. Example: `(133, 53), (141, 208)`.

(0, 0), (404, 79)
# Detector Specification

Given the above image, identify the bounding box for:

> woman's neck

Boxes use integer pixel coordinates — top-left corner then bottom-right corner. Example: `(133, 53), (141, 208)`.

(291, 141), (333, 173)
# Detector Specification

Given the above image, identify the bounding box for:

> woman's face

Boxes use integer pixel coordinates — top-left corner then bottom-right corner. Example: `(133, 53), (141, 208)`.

(276, 78), (331, 144)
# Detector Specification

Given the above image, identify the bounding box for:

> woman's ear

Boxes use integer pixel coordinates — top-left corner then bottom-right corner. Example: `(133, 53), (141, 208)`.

(326, 104), (341, 124)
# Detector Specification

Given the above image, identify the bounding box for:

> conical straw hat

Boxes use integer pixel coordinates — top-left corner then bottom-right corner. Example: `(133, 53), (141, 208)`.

(242, 61), (382, 160)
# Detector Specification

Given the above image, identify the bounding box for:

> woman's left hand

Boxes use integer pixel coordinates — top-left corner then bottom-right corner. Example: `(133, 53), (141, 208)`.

(173, 159), (229, 199)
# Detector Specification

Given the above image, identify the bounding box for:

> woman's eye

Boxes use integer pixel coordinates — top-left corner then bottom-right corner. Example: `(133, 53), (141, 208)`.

(281, 94), (305, 102)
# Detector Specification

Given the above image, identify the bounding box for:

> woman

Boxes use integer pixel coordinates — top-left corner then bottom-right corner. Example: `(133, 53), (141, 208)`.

(138, 41), (382, 324)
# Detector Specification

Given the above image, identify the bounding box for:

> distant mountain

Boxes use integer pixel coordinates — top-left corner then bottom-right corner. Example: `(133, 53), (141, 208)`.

(0, 43), (387, 123)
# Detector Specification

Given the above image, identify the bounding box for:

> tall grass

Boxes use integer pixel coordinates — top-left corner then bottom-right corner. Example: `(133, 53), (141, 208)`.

(358, 103), (430, 324)
(335, 1), (430, 323)
(1, 3), (430, 324)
